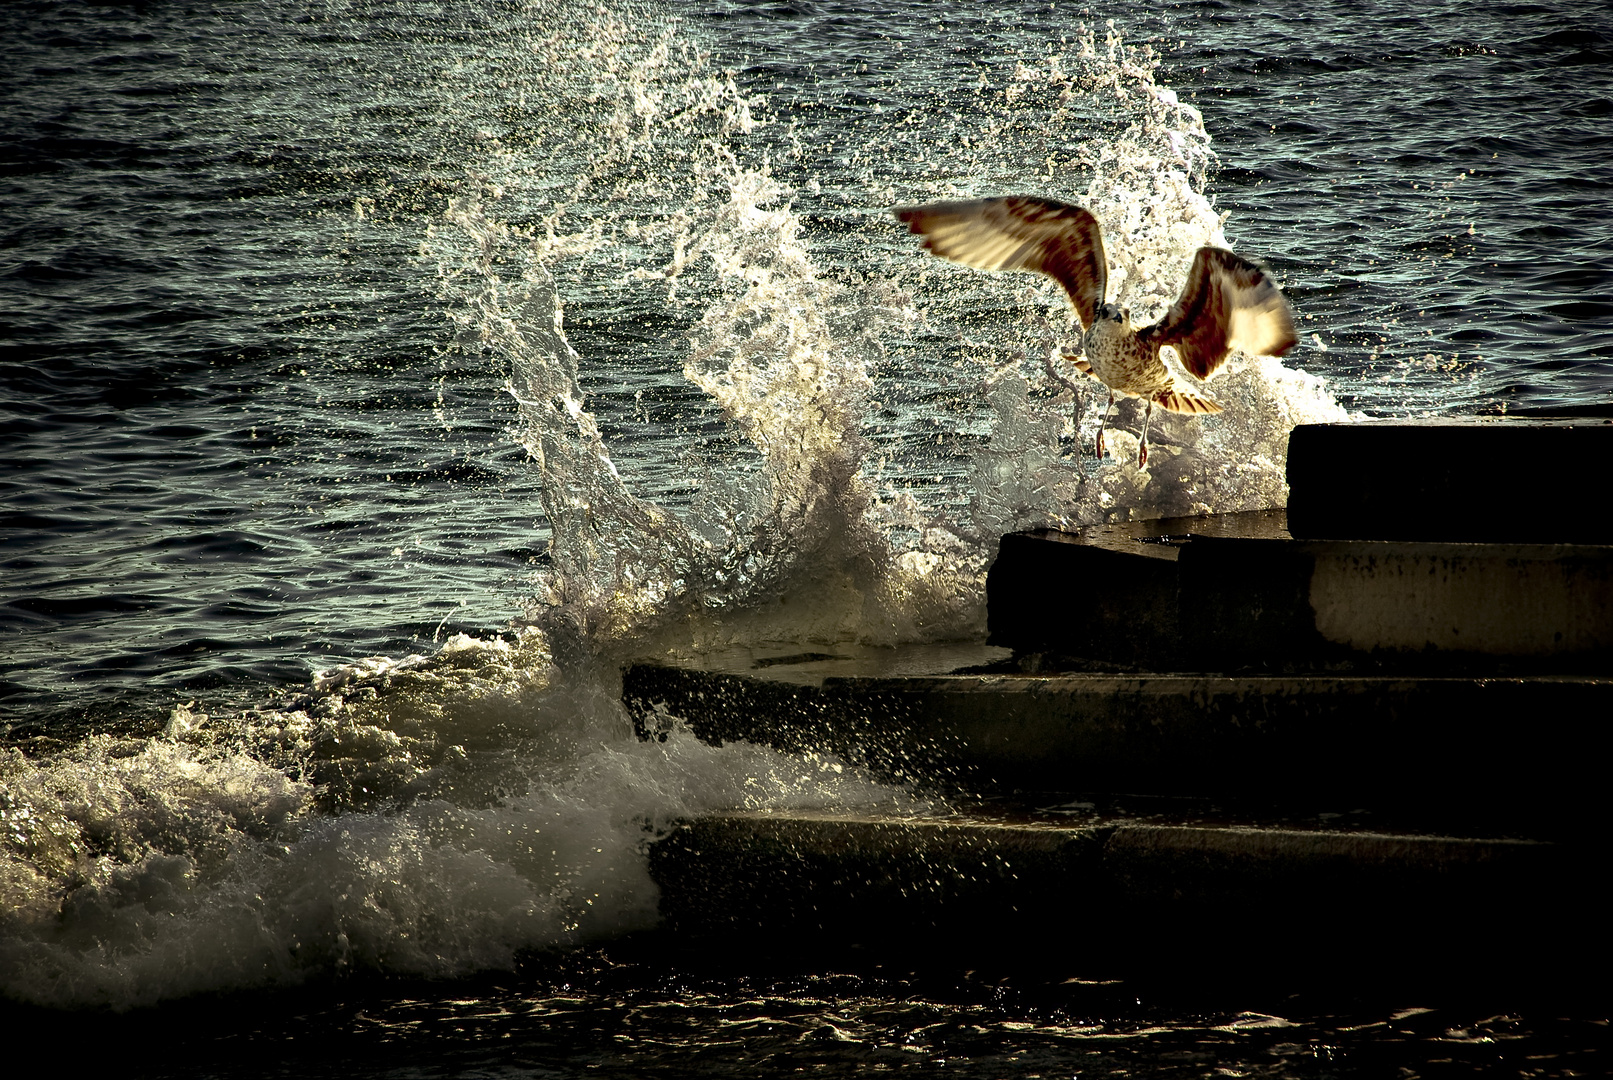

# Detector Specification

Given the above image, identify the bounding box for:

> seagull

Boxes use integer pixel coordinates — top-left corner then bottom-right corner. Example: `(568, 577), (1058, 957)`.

(895, 196), (1298, 467)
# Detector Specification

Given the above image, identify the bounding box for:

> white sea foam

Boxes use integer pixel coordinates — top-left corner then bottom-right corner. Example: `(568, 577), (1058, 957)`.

(1, 3), (1351, 1009)
(1, 640), (918, 1008)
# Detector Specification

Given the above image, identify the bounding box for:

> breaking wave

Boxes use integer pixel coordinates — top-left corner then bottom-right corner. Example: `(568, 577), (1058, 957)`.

(0, 4), (1346, 1009)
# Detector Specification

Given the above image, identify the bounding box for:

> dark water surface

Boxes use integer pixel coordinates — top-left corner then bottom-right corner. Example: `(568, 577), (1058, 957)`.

(2, 0), (1610, 1070)
(10, 941), (1612, 1078)
(1, 0), (552, 731)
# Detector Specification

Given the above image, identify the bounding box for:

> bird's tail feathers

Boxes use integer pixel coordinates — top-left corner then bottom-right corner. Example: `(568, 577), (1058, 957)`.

(1154, 388), (1223, 414)
(1062, 353), (1094, 375)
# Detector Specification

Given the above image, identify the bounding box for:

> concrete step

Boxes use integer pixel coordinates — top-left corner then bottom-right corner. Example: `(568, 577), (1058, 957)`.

(1287, 418), (1613, 544)
(623, 650), (1612, 836)
(985, 513), (1613, 673)
(986, 510), (1276, 672)
(649, 808), (1598, 974)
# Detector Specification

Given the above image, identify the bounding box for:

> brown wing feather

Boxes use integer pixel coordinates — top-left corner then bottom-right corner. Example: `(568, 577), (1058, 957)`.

(894, 197), (1108, 329)
(1140, 247), (1298, 380)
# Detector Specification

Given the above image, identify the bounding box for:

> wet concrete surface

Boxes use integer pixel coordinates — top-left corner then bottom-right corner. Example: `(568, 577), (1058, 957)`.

(650, 807), (1597, 980)
(633, 422), (1613, 978)
(625, 656), (1612, 837)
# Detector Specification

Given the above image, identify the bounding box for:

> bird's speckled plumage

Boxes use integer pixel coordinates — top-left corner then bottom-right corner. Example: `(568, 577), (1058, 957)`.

(895, 195), (1298, 465)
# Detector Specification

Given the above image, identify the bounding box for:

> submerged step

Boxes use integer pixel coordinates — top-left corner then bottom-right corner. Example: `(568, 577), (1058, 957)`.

(1287, 418), (1613, 544)
(986, 515), (1613, 673)
(624, 655), (1613, 835)
(650, 809), (1595, 972)
(651, 811), (1104, 941)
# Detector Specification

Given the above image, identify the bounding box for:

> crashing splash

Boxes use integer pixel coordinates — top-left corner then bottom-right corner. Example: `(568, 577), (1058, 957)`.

(0, 3), (1352, 1009)
(427, 15), (1348, 659)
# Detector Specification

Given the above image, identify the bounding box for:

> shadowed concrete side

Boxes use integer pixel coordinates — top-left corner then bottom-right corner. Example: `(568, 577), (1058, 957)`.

(1287, 419), (1613, 544)
(987, 523), (1613, 674)
(1180, 536), (1613, 672)
(650, 811), (1593, 978)
(650, 812), (1106, 941)
(624, 662), (1613, 837)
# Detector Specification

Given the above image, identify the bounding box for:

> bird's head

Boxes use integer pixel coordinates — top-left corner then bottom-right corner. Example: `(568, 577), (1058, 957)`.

(1098, 302), (1131, 328)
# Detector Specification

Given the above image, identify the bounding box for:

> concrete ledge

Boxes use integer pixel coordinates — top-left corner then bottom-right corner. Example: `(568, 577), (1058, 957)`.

(986, 522), (1613, 673)
(624, 661), (1613, 835)
(985, 511), (1289, 669)
(649, 811), (1104, 939)
(1104, 823), (1553, 908)
(650, 811), (1595, 972)
(1287, 419), (1613, 544)
(1181, 535), (1613, 672)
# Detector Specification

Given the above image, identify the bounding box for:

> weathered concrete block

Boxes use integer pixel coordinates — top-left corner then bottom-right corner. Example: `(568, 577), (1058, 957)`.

(648, 810), (1598, 976)
(985, 510), (1289, 669)
(985, 521), (1613, 673)
(1103, 824), (1551, 911)
(1180, 535), (1613, 672)
(1287, 419), (1613, 543)
(624, 659), (1613, 835)
(987, 528), (1181, 667)
(649, 811), (1105, 942)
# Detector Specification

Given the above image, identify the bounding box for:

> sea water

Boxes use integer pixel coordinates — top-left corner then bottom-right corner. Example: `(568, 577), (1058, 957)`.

(1, 0), (1609, 1071)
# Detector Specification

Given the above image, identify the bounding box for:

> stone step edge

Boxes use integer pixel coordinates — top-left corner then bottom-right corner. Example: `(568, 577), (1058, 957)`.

(624, 661), (1613, 750)
(667, 812), (1548, 864)
(662, 809), (1556, 868)
(649, 812), (1592, 948)
(624, 663), (1613, 831)
(985, 527), (1613, 671)
(627, 658), (1613, 697)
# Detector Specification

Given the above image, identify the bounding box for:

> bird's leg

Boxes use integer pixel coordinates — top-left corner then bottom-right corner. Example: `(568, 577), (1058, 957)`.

(1054, 352), (1089, 461)
(1096, 391), (1114, 460)
(1071, 391), (1082, 461)
(1138, 400), (1153, 469)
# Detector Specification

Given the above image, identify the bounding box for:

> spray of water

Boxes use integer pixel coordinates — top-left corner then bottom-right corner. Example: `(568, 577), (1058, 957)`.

(0, 4), (1350, 1008)
(427, 15), (1348, 657)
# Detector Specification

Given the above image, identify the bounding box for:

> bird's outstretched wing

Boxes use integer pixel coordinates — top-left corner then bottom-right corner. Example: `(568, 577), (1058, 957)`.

(895, 197), (1107, 329)
(1140, 247), (1297, 380)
